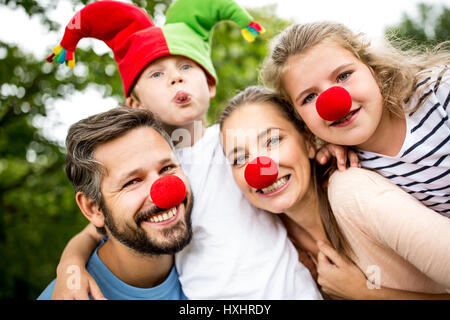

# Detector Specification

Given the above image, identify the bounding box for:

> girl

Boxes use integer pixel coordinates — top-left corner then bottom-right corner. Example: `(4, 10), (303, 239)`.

(219, 85), (450, 299)
(261, 22), (450, 217)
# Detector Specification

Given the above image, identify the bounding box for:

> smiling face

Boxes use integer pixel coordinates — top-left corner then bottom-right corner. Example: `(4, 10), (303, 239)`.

(281, 42), (384, 147)
(94, 126), (193, 255)
(221, 102), (316, 214)
(129, 55), (216, 128)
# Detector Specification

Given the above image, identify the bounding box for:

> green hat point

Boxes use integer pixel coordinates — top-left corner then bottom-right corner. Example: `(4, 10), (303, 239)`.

(162, 0), (264, 84)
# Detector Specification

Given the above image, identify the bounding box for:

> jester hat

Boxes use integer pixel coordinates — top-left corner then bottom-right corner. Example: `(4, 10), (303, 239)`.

(47, 0), (264, 97)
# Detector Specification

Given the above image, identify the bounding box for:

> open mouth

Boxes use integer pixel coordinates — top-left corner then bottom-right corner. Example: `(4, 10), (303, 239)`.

(173, 91), (191, 105)
(256, 174), (291, 196)
(330, 107), (361, 127)
(140, 204), (180, 225)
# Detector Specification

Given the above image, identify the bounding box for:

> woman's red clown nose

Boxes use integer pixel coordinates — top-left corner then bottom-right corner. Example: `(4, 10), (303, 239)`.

(316, 86), (352, 122)
(244, 156), (278, 189)
(150, 175), (186, 209)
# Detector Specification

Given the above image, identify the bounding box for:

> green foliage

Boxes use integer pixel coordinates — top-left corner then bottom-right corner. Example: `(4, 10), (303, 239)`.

(385, 3), (449, 49)
(209, 5), (291, 124)
(0, 40), (87, 298)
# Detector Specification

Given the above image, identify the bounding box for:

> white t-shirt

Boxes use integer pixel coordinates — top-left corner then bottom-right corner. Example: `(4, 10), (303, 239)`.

(174, 124), (322, 299)
(358, 65), (450, 217)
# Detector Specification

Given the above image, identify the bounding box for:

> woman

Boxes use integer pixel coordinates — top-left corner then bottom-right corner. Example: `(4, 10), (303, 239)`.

(219, 86), (450, 299)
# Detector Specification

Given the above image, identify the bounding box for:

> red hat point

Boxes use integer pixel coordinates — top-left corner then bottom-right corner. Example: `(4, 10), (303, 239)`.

(316, 86), (352, 122)
(150, 175), (186, 209)
(244, 156), (278, 189)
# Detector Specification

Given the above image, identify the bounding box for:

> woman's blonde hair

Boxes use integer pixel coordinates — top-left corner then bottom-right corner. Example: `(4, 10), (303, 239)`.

(261, 21), (450, 116)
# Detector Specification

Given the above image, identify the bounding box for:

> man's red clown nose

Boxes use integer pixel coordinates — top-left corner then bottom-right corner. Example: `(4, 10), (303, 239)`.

(150, 175), (186, 209)
(316, 86), (352, 122)
(244, 156), (278, 189)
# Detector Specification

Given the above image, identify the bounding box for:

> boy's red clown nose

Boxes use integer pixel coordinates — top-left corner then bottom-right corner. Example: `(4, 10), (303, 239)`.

(316, 86), (352, 122)
(150, 175), (186, 209)
(244, 156), (278, 189)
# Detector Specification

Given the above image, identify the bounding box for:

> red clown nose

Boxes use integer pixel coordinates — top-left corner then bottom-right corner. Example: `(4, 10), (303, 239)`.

(244, 156), (278, 189)
(150, 175), (186, 209)
(316, 86), (352, 122)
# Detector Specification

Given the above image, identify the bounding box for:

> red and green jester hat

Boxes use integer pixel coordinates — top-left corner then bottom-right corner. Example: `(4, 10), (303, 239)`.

(47, 0), (264, 97)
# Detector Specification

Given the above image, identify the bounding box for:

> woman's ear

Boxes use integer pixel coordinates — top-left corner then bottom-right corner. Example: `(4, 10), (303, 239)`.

(75, 192), (106, 230)
(305, 137), (317, 160)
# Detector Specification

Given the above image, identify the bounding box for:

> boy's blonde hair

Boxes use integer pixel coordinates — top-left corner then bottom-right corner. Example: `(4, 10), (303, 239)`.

(261, 21), (450, 117)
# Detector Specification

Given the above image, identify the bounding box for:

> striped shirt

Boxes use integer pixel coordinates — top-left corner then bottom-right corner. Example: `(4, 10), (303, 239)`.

(357, 65), (450, 218)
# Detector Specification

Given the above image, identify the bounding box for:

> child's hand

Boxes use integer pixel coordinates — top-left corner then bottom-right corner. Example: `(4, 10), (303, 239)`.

(52, 264), (106, 300)
(316, 241), (368, 300)
(315, 144), (360, 171)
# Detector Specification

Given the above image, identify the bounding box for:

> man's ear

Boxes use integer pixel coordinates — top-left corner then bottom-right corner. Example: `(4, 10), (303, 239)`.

(75, 192), (105, 230)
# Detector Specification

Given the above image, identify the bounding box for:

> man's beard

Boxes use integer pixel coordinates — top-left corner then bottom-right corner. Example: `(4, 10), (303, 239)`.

(102, 192), (193, 256)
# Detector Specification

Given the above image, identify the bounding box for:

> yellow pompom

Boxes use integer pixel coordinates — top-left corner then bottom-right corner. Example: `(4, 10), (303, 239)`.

(52, 45), (62, 55)
(241, 29), (254, 42)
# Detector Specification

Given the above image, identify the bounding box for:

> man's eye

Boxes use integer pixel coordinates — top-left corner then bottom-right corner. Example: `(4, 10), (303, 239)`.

(123, 178), (141, 188)
(160, 165), (176, 174)
(303, 93), (317, 104)
(337, 71), (351, 82)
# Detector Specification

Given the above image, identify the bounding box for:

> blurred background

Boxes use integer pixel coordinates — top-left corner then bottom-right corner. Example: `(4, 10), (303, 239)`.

(0, 0), (448, 299)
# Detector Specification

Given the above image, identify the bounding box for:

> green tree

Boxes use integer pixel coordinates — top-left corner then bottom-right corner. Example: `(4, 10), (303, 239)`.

(385, 2), (449, 48)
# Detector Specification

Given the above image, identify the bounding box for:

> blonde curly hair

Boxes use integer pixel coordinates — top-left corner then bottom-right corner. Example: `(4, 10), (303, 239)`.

(261, 21), (450, 117)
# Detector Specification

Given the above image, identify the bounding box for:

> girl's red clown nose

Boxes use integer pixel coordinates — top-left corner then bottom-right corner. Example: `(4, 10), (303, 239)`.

(150, 175), (186, 209)
(316, 86), (352, 122)
(244, 156), (278, 189)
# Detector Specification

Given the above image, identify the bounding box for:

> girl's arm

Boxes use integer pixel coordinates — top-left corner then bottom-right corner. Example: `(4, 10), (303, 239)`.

(317, 242), (450, 300)
(315, 143), (360, 171)
(52, 223), (105, 300)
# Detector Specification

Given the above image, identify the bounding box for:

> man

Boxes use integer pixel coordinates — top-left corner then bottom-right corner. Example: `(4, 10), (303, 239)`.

(38, 107), (193, 300)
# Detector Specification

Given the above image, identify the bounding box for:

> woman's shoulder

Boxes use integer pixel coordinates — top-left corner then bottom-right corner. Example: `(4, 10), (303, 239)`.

(328, 167), (393, 192)
(327, 168), (400, 220)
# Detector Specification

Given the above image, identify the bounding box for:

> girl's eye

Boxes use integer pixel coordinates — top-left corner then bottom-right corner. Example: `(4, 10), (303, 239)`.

(337, 71), (351, 82)
(180, 64), (191, 71)
(303, 93), (317, 104)
(267, 136), (281, 148)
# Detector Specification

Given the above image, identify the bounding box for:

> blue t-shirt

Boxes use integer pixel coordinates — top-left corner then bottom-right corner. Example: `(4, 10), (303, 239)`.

(37, 239), (187, 300)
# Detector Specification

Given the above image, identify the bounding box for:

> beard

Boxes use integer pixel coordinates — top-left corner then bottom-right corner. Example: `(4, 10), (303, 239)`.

(102, 192), (193, 256)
